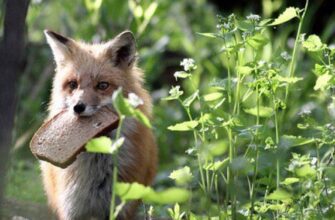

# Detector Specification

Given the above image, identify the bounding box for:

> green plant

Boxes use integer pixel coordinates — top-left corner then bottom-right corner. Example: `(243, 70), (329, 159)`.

(160, 1), (334, 219)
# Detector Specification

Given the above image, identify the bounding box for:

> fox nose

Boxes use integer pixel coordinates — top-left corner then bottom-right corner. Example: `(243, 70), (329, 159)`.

(73, 103), (86, 114)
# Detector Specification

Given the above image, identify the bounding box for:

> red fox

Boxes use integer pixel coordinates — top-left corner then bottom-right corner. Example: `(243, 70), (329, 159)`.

(41, 30), (157, 220)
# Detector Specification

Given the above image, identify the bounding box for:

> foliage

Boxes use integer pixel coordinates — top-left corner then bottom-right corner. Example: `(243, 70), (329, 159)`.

(4, 0), (335, 219)
(158, 2), (335, 219)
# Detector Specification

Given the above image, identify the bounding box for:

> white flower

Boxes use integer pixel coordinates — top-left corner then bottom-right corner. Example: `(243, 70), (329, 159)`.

(180, 58), (197, 72)
(128, 93), (144, 108)
(246, 13), (261, 22)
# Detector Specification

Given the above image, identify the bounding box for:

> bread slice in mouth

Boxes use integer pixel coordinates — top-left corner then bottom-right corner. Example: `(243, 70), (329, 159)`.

(30, 107), (119, 168)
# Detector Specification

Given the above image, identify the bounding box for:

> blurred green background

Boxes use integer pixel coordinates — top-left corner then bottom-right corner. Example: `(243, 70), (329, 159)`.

(1, 0), (335, 218)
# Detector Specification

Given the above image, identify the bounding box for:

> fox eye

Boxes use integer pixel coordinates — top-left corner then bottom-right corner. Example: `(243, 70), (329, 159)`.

(68, 80), (78, 90)
(97, 81), (110, 90)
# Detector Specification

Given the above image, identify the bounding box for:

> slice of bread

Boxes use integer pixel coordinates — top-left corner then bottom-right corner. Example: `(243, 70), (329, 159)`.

(30, 107), (119, 168)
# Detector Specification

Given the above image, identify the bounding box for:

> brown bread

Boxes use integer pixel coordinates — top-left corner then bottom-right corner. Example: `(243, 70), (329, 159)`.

(30, 107), (119, 168)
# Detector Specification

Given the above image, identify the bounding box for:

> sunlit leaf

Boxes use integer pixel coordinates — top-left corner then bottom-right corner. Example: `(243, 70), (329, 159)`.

(275, 75), (303, 84)
(163, 86), (184, 101)
(169, 166), (193, 186)
(133, 109), (152, 128)
(281, 177), (300, 185)
(244, 106), (273, 117)
(144, 188), (190, 204)
(115, 182), (190, 204)
(247, 33), (269, 50)
(168, 121), (199, 131)
(203, 92), (223, 102)
(205, 140), (228, 156)
(296, 165), (316, 178)
(203, 158), (229, 171)
(314, 73), (332, 90)
(269, 7), (298, 26)
(237, 66), (253, 75)
(112, 87), (134, 116)
(144, 2), (158, 20)
(314, 63), (328, 76)
(197, 32), (218, 38)
(85, 0), (103, 11)
(115, 182), (152, 201)
(183, 90), (199, 107)
(112, 87), (151, 128)
(302, 35), (326, 52)
(174, 71), (192, 80)
(85, 136), (113, 154)
(266, 189), (292, 201)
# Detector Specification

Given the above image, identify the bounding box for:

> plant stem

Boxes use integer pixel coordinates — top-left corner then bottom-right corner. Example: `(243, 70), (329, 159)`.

(274, 110), (280, 189)
(110, 115), (125, 220)
(285, 0), (309, 102)
(250, 86), (260, 218)
(227, 55), (232, 105)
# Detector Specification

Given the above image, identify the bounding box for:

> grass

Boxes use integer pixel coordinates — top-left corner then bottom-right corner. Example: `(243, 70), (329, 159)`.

(5, 158), (45, 204)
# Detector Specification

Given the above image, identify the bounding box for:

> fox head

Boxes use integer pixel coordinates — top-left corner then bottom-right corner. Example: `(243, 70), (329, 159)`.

(45, 30), (145, 117)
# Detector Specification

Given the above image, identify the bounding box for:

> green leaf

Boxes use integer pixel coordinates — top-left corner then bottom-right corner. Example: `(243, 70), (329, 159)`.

(236, 20), (254, 32)
(116, 182), (190, 204)
(279, 135), (316, 148)
(169, 166), (193, 186)
(203, 92), (223, 102)
(244, 106), (273, 118)
(212, 98), (226, 109)
(143, 188), (190, 204)
(168, 121), (199, 131)
(112, 88), (151, 128)
(302, 35), (326, 52)
(137, 2), (158, 34)
(296, 165), (316, 178)
(314, 64), (328, 76)
(314, 73), (332, 90)
(144, 2), (158, 20)
(112, 87), (133, 116)
(163, 86), (184, 101)
(237, 66), (253, 75)
(174, 71), (192, 80)
(168, 203), (185, 220)
(85, 0), (103, 11)
(266, 189), (292, 201)
(133, 109), (152, 128)
(110, 137), (125, 152)
(269, 7), (298, 26)
(247, 33), (269, 50)
(197, 32), (218, 38)
(203, 158), (229, 171)
(85, 136), (113, 154)
(182, 90), (199, 107)
(281, 177), (300, 185)
(115, 182), (152, 201)
(206, 140), (228, 156)
(275, 75), (303, 84)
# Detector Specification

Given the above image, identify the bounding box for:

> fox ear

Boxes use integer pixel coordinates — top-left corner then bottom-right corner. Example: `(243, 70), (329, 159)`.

(106, 31), (136, 68)
(44, 30), (73, 65)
